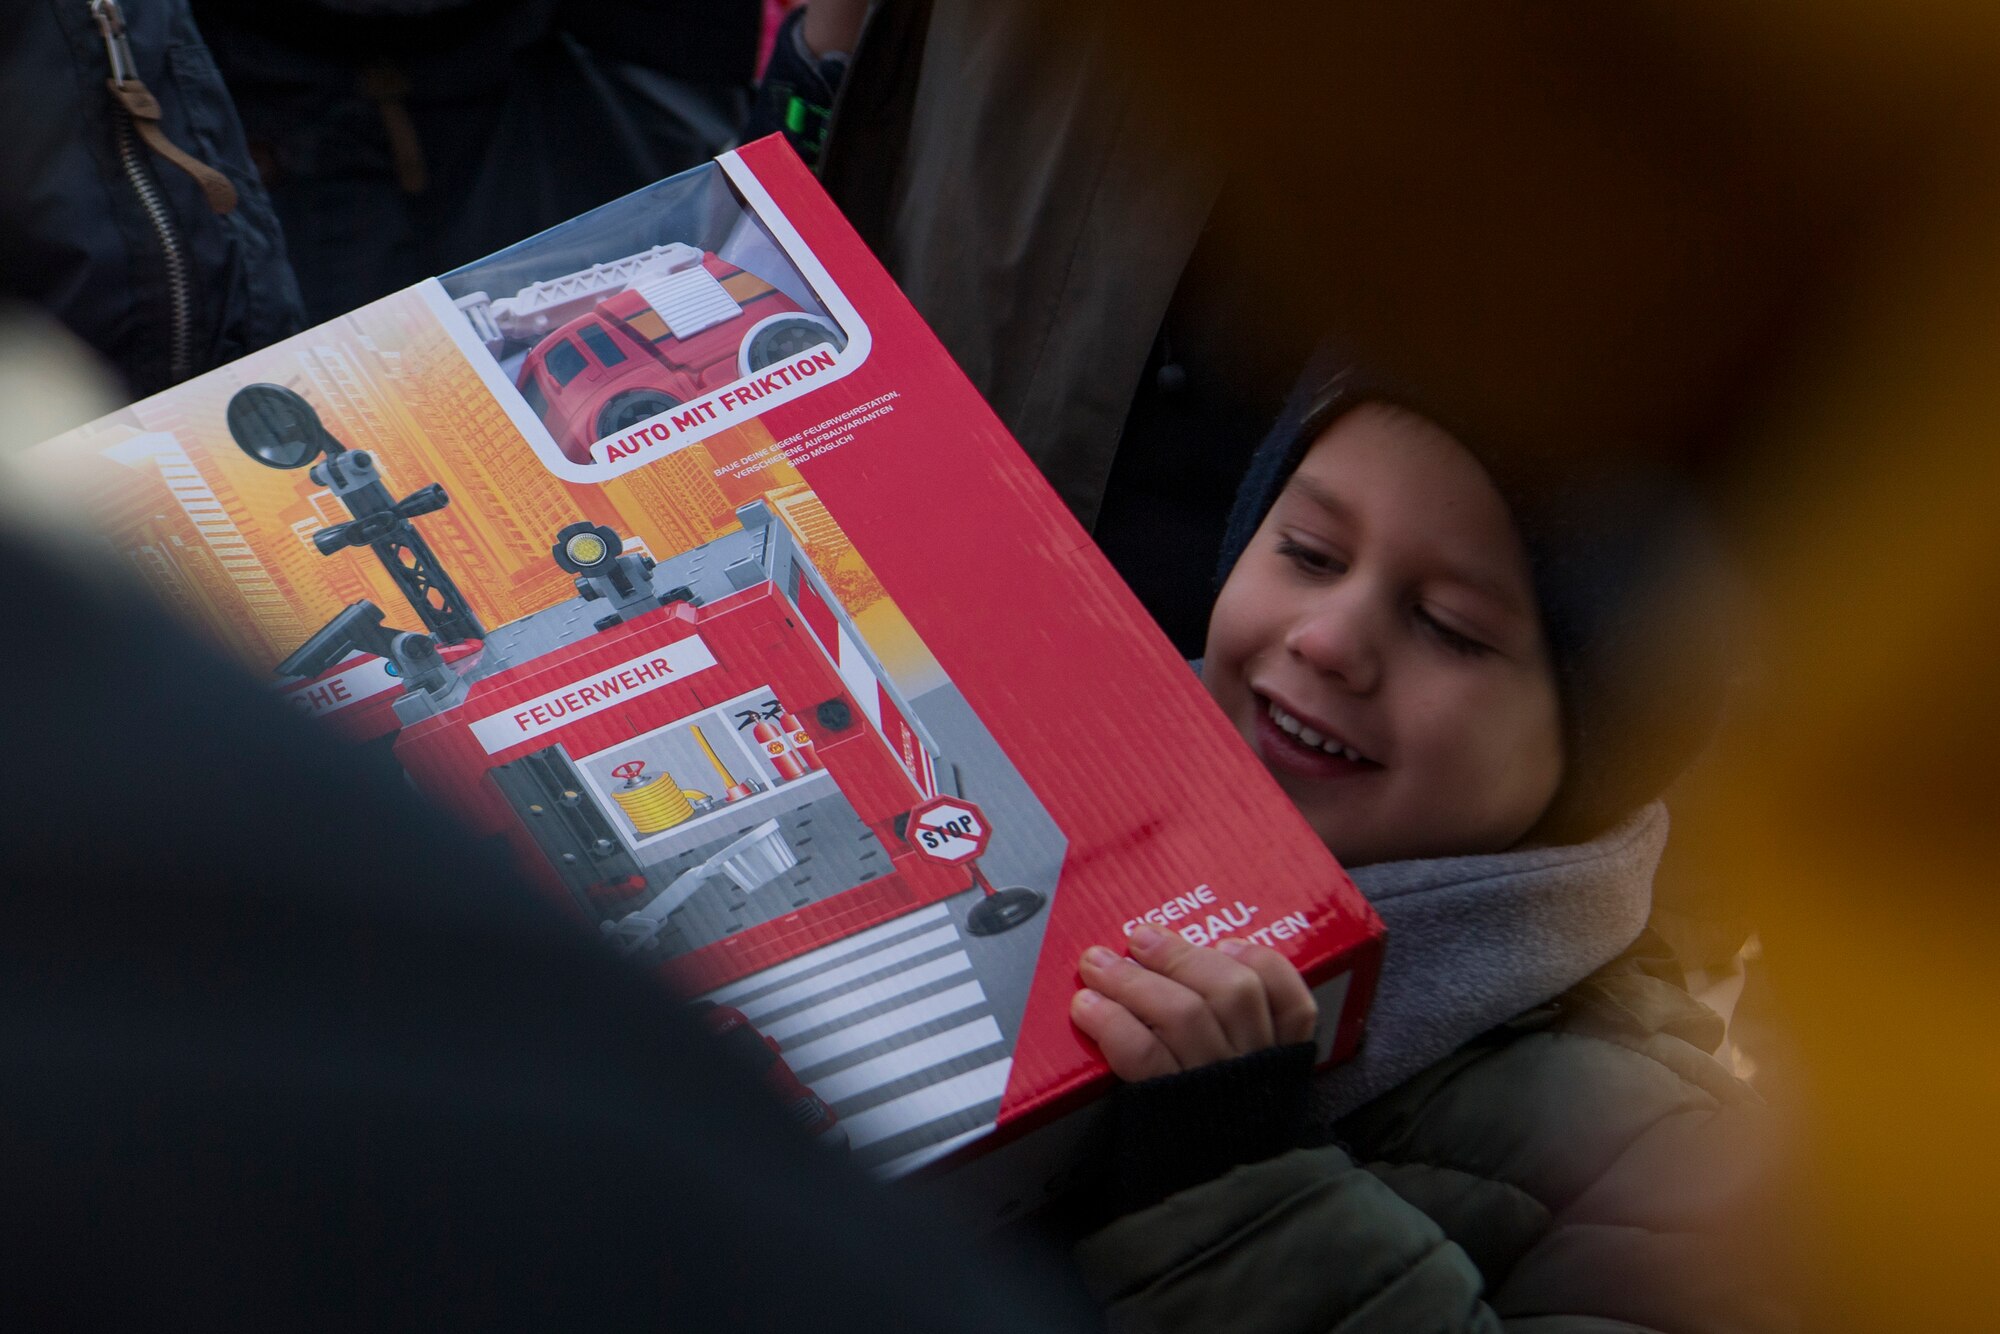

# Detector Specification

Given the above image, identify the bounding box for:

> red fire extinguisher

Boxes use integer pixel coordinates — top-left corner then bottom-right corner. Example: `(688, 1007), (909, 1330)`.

(739, 705), (808, 782)
(780, 707), (821, 771)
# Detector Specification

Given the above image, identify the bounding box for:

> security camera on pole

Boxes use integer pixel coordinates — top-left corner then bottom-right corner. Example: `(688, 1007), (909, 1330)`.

(903, 796), (1045, 936)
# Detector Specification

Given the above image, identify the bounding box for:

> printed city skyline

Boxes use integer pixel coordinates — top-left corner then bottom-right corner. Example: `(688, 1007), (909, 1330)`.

(34, 287), (937, 689)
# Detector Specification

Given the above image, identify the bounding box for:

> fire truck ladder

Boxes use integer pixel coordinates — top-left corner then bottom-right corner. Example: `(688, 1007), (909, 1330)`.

(454, 242), (714, 348)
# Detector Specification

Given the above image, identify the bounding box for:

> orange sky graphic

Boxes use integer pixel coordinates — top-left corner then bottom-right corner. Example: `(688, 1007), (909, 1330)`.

(34, 288), (939, 690)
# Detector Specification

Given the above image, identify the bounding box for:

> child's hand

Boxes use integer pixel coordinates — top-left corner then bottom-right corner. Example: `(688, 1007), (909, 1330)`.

(1071, 921), (1318, 1081)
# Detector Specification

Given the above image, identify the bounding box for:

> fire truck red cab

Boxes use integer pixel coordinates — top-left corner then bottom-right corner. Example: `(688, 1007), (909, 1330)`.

(512, 246), (844, 465)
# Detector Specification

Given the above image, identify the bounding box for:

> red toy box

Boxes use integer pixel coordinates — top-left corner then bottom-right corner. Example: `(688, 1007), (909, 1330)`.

(26, 137), (1383, 1220)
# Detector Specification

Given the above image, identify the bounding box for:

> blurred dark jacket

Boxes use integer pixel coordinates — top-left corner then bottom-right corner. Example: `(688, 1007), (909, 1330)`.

(0, 0), (305, 399)
(1078, 940), (1787, 1333)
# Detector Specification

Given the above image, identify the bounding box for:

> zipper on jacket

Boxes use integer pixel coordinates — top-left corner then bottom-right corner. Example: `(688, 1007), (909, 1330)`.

(92, 0), (195, 383)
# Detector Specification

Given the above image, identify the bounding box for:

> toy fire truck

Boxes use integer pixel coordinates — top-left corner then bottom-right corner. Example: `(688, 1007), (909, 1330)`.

(231, 384), (1042, 999)
(453, 243), (847, 465)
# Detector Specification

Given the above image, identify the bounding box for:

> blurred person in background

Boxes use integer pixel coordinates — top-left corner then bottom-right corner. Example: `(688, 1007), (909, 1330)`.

(190, 0), (765, 322)
(1, 0), (774, 398)
(0, 0), (305, 400)
(744, 0), (864, 169)
(815, 0), (1295, 656)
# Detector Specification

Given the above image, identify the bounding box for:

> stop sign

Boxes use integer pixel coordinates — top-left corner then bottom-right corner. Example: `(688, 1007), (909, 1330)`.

(905, 796), (991, 865)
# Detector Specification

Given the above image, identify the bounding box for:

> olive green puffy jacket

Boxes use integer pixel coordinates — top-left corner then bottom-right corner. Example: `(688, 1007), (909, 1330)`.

(1075, 954), (1788, 1333)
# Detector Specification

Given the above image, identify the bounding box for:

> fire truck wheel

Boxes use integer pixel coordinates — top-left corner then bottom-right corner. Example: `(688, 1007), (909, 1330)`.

(740, 314), (846, 373)
(594, 389), (680, 439)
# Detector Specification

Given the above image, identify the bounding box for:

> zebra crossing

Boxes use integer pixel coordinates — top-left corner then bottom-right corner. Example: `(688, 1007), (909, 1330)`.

(701, 900), (1012, 1175)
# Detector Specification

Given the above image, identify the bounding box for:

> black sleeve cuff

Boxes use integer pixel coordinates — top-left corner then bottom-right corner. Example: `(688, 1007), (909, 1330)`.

(1104, 1041), (1317, 1217)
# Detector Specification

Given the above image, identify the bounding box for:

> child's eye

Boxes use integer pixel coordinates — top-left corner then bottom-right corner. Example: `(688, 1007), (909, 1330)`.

(1274, 537), (1346, 577)
(1416, 606), (1492, 657)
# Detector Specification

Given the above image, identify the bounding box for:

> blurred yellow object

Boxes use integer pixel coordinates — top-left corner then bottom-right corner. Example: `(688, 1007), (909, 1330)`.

(1695, 164), (2000, 1329)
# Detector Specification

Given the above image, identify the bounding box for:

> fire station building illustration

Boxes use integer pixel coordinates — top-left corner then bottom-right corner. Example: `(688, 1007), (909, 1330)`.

(228, 383), (1058, 1174)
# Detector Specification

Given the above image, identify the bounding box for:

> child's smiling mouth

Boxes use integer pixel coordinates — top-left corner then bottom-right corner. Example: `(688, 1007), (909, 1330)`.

(1253, 695), (1383, 779)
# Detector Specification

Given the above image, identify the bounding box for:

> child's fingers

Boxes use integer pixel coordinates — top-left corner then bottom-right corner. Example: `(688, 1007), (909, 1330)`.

(1124, 922), (1276, 1053)
(1070, 988), (1182, 1081)
(1077, 944), (1235, 1068)
(1216, 939), (1320, 1045)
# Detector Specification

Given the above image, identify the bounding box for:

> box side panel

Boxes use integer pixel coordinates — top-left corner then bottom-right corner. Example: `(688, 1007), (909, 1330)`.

(725, 138), (1385, 1130)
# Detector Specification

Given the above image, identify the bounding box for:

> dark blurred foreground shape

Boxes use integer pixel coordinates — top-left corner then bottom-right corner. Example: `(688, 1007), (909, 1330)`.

(0, 531), (1095, 1331)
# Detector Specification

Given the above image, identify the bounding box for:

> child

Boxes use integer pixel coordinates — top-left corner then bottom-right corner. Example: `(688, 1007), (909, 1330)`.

(1064, 367), (1777, 1332)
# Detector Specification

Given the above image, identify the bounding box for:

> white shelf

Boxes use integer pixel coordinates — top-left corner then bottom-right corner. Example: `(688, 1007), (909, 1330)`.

(624, 767), (836, 859)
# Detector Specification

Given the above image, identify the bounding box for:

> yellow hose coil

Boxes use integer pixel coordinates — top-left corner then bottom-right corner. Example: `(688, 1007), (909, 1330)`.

(612, 774), (693, 834)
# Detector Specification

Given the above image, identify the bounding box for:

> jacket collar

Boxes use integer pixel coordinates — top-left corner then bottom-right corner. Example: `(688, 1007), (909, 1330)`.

(1310, 802), (1666, 1123)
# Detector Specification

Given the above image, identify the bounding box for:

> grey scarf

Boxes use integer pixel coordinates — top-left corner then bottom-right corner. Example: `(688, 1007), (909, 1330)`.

(1311, 802), (1666, 1123)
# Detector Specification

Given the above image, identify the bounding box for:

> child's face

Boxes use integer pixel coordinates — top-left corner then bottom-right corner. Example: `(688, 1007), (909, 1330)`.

(1203, 404), (1564, 867)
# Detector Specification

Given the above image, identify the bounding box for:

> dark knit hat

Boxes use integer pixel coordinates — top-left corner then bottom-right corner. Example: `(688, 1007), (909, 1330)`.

(1216, 351), (1738, 846)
